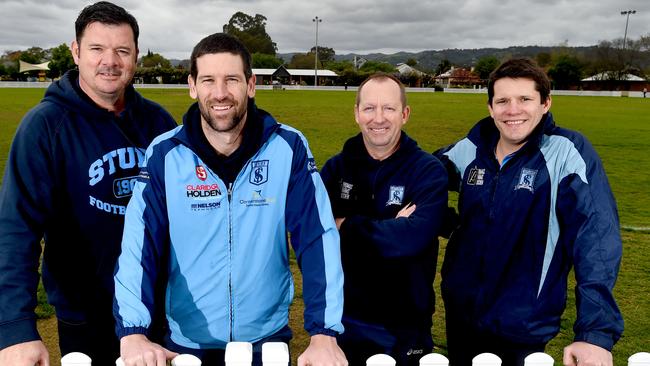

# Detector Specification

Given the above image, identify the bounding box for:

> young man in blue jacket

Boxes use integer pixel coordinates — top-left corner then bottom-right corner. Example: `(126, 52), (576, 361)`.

(113, 33), (346, 366)
(0, 2), (176, 366)
(321, 73), (448, 366)
(435, 58), (623, 366)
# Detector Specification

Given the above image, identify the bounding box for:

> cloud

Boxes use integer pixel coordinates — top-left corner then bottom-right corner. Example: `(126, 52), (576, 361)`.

(1, 0), (649, 58)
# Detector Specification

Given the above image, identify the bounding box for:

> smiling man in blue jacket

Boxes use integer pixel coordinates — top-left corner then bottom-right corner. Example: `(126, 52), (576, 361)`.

(435, 58), (623, 366)
(321, 73), (448, 366)
(113, 33), (345, 366)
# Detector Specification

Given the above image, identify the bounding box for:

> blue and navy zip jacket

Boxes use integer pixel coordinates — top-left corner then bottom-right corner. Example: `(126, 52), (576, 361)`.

(435, 112), (624, 350)
(113, 102), (344, 349)
(0, 70), (176, 349)
(321, 132), (448, 331)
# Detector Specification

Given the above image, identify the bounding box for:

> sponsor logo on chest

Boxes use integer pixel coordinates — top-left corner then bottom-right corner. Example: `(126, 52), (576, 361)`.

(467, 166), (485, 186)
(340, 181), (353, 200)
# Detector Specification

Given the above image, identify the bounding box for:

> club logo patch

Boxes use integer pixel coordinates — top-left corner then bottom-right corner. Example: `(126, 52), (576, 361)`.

(250, 160), (269, 186)
(386, 185), (405, 206)
(467, 166), (485, 185)
(196, 165), (207, 181)
(515, 168), (537, 192)
(340, 181), (353, 200)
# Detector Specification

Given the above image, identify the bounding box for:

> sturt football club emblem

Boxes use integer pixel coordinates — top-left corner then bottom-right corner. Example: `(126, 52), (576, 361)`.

(467, 166), (485, 185)
(250, 160), (269, 186)
(515, 168), (537, 192)
(386, 185), (405, 206)
(195, 165), (207, 181)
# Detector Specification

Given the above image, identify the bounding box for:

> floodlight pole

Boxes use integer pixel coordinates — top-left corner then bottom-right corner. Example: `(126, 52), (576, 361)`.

(621, 10), (636, 50)
(313, 16), (322, 87)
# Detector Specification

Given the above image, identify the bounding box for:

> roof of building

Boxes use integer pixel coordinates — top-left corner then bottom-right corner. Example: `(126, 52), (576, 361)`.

(252, 66), (337, 77)
(19, 60), (50, 72)
(582, 72), (646, 81)
(396, 63), (427, 76)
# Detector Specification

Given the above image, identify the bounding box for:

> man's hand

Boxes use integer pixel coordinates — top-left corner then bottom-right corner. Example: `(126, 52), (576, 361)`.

(563, 341), (613, 366)
(297, 334), (347, 366)
(120, 334), (177, 366)
(335, 217), (345, 230)
(0, 340), (49, 366)
(396, 202), (416, 218)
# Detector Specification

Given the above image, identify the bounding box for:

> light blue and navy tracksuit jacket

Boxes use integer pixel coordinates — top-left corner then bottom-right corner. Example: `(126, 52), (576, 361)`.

(435, 113), (623, 350)
(113, 102), (344, 349)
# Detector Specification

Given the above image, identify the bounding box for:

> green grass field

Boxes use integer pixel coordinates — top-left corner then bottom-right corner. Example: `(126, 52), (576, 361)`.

(0, 87), (648, 365)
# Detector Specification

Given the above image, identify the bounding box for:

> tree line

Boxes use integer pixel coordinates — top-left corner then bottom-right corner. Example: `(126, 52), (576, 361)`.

(1, 11), (648, 88)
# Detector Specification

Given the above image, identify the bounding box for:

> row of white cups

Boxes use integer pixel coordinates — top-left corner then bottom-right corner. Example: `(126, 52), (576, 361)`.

(60, 342), (650, 366)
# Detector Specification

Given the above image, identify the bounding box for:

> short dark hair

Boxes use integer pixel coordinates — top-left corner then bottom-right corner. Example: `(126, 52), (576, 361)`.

(75, 1), (139, 49)
(487, 58), (551, 105)
(356, 72), (407, 108)
(189, 33), (253, 81)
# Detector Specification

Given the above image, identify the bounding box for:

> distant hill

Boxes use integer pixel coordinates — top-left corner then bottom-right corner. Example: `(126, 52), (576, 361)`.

(279, 45), (600, 72)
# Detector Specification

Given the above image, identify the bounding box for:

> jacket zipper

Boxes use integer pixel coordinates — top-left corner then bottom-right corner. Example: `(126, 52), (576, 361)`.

(227, 182), (234, 341)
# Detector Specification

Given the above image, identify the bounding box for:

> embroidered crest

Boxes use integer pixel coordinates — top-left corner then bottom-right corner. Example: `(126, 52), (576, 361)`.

(250, 160), (269, 185)
(467, 166), (485, 186)
(196, 165), (207, 181)
(386, 185), (405, 206)
(515, 168), (537, 192)
(339, 181), (352, 200)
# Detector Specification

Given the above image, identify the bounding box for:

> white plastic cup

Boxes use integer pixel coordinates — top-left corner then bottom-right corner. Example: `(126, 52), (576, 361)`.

(419, 353), (449, 366)
(262, 342), (289, 366)
(629, 352), (650, 366)
(472, 353), (502, 366)
(61, 352), (91, 366)
(524, 352), (554, 366)
(366, 354), (396, 366)
(172, 353), (202, 366)
(225, 341), (253, 366)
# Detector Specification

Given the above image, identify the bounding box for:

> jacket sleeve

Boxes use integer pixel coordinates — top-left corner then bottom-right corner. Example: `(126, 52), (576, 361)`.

(556, 140), (623, 351)
(113, 145), (170, 339)
(339, 158), (448, 258)
(284, 132), (344, 337)
(433, 143), (465, 192)
(0, 109), (57, 349)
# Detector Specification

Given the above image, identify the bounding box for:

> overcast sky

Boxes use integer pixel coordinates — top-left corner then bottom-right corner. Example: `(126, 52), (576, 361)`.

(1, 0), (649, 60)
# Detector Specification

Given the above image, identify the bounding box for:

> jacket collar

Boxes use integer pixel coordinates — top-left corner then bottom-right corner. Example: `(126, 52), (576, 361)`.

(469, 112), (556, 156)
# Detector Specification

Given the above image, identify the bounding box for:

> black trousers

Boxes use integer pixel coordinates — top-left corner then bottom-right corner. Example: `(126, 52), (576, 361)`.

(57, 317), (120, 366)
(337, 322), (433, 366)
(446, 317), (546, 366)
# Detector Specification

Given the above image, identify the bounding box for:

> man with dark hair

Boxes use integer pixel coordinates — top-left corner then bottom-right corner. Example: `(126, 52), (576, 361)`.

(0, 2), (176, 365)
(321, 73), (448, 366)
(435, 58), (623, 366)
(114, 33), (346, 366)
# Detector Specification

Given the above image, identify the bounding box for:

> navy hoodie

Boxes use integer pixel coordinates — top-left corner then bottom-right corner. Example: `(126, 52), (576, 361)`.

(321, 132), (448, 331)
(0, 70), (176, 349)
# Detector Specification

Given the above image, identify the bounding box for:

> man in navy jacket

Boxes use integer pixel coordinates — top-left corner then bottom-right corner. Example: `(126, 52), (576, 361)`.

(321, 73), (448, 366)
(0, 3), (176, 365)
(435, 58), (623, 366)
